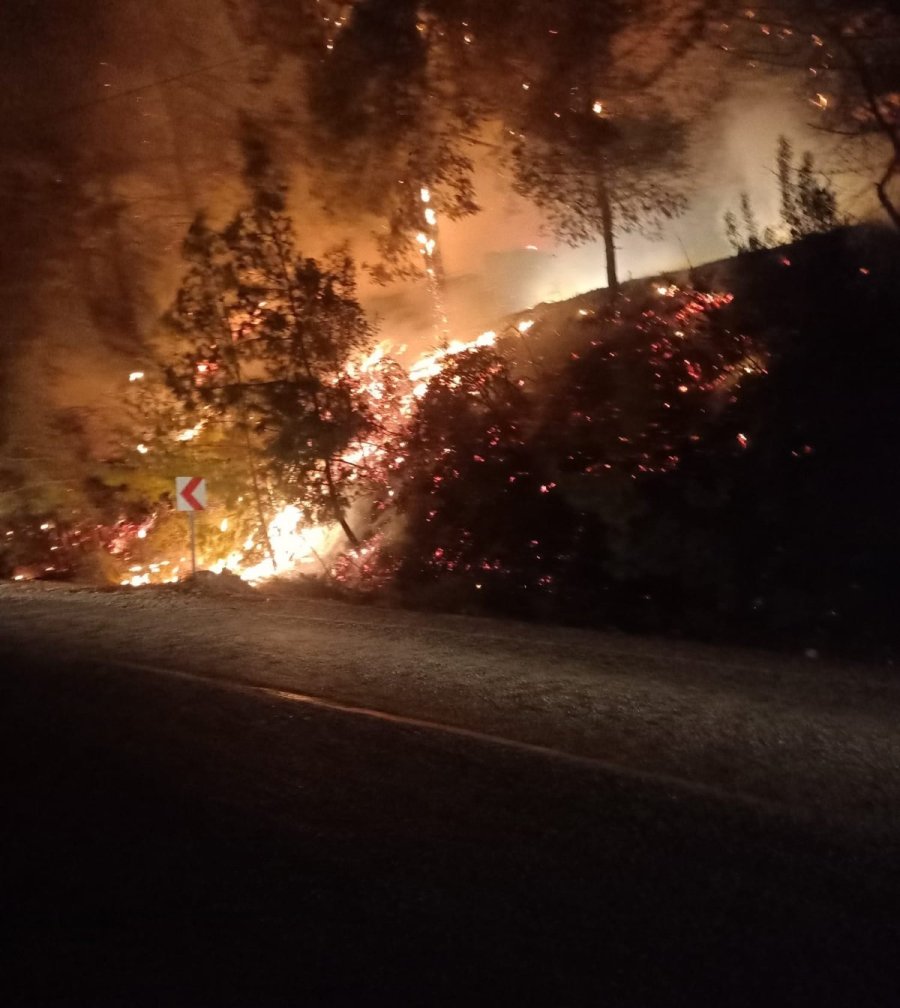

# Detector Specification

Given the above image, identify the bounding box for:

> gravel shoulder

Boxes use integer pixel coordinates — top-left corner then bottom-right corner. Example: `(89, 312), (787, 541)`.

(2, 580), (899, 836)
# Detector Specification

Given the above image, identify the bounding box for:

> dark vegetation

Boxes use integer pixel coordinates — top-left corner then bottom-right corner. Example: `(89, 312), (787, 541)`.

(396, 225), (900, 659)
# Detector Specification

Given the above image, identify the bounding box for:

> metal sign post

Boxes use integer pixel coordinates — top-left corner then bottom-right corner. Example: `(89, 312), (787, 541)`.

(175, 477), (207, 575)
(189, 510), (197, 575)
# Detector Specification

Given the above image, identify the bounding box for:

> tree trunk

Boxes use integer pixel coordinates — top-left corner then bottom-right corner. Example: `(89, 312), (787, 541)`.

(324, 458), (360, 549)
(258, 208), (362, 552)
(597, 177), (620, 297)
(876, 158), (900, 230)
(229, 343), (278, 573)
(840, 35), (900, 231)
(243, 428), (278, 573)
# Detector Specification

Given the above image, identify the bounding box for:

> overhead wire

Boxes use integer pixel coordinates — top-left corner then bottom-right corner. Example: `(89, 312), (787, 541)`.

(3, 56), (246, 128)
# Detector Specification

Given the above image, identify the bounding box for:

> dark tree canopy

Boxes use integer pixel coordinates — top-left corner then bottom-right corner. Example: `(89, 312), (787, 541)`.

(224, 0), (703, 280)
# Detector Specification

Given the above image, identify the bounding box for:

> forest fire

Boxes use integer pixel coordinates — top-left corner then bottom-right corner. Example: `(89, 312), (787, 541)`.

(116, 325), (506, 588)
(7, 20), (900, 957)
(109, 277), (762, 592)
(0, 262), (769, 598)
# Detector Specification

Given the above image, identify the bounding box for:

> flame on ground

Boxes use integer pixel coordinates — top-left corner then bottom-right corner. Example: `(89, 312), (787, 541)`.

(237, 507), (340, 584)
(121, 328), (501, 588)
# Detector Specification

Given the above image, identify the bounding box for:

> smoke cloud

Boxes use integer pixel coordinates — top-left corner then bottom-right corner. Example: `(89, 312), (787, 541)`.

(0, 2), (869, 469)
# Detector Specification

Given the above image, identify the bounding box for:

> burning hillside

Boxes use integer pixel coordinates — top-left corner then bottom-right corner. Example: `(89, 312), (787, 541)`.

(10, 223), (900, 659)
(100, 257), (760, 595)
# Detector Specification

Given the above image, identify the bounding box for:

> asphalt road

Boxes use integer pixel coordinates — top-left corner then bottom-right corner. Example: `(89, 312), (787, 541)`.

(1, 626), (899, 1005)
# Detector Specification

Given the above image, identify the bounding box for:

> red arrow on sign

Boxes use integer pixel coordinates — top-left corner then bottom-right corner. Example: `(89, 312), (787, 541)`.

(179, 476), (205, 511)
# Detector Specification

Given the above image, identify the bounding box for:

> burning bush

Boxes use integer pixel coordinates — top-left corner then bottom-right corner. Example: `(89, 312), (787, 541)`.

(393, 281), (764, 623)
(396, 345), (573, 611)
(538, 284), (764, 481)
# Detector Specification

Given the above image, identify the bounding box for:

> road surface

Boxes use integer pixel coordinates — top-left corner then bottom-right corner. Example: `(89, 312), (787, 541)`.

(1, 584), (899, 1005)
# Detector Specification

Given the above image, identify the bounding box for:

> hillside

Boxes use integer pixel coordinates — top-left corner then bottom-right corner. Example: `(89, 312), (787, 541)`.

(5, 224), (900, 661)
(396, 225), (900, 659)
(495, 225), (888, 369)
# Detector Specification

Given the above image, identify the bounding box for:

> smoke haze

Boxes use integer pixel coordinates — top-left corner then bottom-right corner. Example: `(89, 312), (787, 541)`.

(0, 1), (874, 466)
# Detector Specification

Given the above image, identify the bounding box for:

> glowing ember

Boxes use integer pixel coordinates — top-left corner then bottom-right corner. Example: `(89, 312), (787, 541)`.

(408, 331), (497, 388)
(176, 422), (205, 442)
(118, 323), (513, 588)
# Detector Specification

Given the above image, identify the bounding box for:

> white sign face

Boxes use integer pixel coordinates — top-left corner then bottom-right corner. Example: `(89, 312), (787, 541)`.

(175, 476), (207, 512)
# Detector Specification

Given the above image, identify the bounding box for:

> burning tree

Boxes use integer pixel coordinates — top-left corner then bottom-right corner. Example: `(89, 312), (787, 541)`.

(97, 368), (277, 586)
(163, 182), (376, 553)
(394, 281), (765, 618)
(305, 0), (479, 287)
(397, 344), (570, 605)
(224, 0), (702, 288)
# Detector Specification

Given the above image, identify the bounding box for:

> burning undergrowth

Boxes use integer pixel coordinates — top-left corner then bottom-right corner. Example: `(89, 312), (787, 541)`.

(7, 226), (900, 658)
(6, 169), (765, 608)
(74, 272), (760, 603)
(393, 279), (767, 613)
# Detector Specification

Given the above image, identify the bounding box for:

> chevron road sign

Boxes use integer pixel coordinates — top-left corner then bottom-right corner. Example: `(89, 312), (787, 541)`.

(175, 476), (206, 512)
(175, 477), (207, 575)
